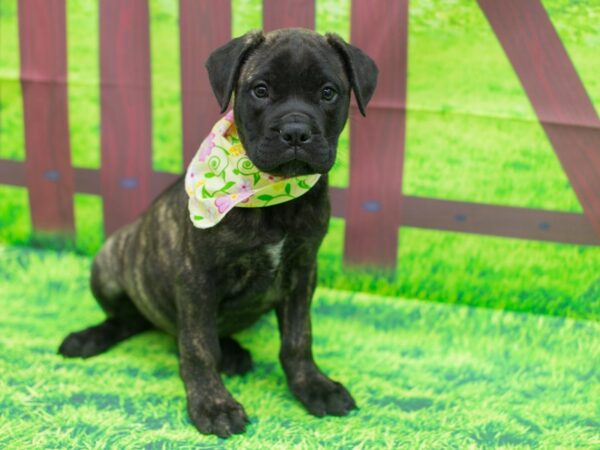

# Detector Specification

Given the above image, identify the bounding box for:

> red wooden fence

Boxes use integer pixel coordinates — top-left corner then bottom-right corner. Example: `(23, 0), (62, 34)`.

(344, 0), (407, 267)
(18, 0), (74, 238)
(1, 0), (599, 268)
(99, 0), (154, 235)
(264, 0), (314, 30)
(179, 0), (231, 165)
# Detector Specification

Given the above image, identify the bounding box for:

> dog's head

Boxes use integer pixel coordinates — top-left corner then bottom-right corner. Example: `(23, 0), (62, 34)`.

(205, 28), (378, 177)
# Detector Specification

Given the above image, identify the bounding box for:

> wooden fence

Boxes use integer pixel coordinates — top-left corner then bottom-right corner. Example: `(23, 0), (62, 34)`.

(1, 0), (599, 269)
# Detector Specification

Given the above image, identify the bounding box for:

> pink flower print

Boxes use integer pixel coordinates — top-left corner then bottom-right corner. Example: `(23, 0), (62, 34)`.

(215, 195), (235, 214)
(237, 181), (253, 203)
(197, 133), (215, 162)
(215, 182), (253, 213)
(238, 181), (251, 194)
(224, 110), (234, 122)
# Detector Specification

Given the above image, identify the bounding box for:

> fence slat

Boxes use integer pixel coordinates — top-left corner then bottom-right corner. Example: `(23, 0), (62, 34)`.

(179, 0), (231, 166)
(478, 0), (600, 240)
(18, 0), (74, 236)
(99, 0), (153, 236)
(263, 0), (315, 31)
(343, 0), (408, 268)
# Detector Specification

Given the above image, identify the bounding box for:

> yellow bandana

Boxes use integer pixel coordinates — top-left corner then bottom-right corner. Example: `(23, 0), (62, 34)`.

(185, 111), (321, 228)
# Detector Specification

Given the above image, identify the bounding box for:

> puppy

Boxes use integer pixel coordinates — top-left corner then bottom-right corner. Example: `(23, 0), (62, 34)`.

(59, 28), (378, 438)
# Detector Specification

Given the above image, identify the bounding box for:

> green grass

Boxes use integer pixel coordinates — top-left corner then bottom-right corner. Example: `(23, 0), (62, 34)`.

(0, 245), (598, 448)
(0, 0), (24, 161)
(150, 0), (183, 174)
(0, 0), (599, 321)
(66, 0), (100, 169)
(0, 185), (30, 245)
(73, 194), (104, 256)
(404, 110), (581, 211)
(232, 0), (262, 37)
(319, 219), (600, 321)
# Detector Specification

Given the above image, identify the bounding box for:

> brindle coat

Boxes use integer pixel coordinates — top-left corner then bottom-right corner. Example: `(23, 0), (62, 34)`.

(59, 28), (378, 438)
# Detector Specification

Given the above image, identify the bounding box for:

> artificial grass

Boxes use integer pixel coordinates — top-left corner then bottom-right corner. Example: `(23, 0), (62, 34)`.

(0, 244), (598, 448)
(319, 219), (600, 321)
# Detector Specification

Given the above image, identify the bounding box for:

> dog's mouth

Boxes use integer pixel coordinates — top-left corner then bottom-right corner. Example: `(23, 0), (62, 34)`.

(267, 160), (318, 177)
(249, 145), (333, 177)
(241, 132), (334, 177)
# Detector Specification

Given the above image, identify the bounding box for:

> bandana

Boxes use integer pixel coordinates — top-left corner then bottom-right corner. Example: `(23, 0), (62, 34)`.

(185, 111), (321, 228)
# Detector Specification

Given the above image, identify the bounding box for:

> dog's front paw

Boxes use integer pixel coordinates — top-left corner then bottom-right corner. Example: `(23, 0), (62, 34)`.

(291, 374), (357, 417)
(188, 395), (249, 438)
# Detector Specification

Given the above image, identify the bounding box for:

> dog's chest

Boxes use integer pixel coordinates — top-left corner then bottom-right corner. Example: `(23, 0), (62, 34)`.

(215, 237), (287, 333)
(264, 237), (286, 270)
(222, 235), (286, 283)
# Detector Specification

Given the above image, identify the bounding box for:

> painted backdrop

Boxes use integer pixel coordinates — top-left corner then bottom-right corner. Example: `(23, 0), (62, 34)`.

(0, 0), (599, 320)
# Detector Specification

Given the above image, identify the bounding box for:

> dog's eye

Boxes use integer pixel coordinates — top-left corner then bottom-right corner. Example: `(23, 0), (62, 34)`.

(321, 86), (337, 102)
(253, 84), (269, 99)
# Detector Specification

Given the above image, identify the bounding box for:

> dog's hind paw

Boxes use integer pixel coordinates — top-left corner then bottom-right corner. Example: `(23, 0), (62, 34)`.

(59, 329), (110, 358)
(58, 317), (150, 358)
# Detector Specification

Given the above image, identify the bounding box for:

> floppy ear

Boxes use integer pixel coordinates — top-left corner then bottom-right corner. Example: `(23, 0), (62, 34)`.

(205, 30), (265, 113)
(326, 33), (379, 116)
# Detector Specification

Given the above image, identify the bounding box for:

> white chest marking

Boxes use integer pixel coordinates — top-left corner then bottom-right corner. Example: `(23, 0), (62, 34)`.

(265, 238), (286, 270)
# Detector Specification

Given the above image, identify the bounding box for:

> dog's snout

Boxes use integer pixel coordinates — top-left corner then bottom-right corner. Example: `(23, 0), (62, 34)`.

(279, 123), (312, 146)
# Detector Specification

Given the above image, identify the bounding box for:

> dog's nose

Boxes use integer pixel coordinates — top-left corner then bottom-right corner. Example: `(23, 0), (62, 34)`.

(279, 123), (312, 146)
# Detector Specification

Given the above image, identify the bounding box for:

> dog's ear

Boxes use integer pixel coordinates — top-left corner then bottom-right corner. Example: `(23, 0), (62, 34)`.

(326, 33), (378, 116)
(205, 30), (265, 113)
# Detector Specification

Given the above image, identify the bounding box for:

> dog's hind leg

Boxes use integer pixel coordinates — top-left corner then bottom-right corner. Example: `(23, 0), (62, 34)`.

(58, 312), (151, 358)
(219, 337), (253, 376)
(58, 240), (152, 358)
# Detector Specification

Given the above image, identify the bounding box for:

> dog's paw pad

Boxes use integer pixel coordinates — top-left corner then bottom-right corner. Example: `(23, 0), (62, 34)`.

(58, 332), (92, 357)
(58, 327), (114, 358)
(190, 397), (249, 438)
(293, 377), (357, 417)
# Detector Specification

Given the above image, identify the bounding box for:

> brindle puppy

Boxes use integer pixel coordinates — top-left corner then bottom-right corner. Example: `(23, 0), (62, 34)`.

(59, 28), (378, 438)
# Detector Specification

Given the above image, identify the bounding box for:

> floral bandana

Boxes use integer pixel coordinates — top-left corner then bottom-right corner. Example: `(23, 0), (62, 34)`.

(185, 111), (321, 228)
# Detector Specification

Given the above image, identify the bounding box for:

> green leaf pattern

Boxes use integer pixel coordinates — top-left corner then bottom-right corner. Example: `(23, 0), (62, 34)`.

(185, 111), (321, 229)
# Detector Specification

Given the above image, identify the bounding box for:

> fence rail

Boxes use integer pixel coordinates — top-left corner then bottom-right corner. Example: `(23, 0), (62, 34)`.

(1, 0), (599, 269)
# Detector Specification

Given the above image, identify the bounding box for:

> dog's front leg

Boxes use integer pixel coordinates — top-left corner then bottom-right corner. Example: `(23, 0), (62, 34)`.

(276, 258), (357, 417)
(175, 282), (249, 438)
